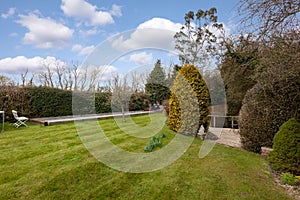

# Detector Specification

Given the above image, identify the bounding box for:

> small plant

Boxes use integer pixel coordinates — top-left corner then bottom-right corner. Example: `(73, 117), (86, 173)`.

(144, 133), (166, 152)
(280, 172), (298, 186)
(268, 118), (300, 174)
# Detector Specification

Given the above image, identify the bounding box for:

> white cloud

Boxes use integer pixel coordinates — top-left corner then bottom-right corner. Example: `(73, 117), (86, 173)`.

(61, 0), (121, 26)
(129, 52), (153, 66)
(0, 56), (66, 74)
(137, 17), (182, 31)
(99, 65), (118, 81)
(1, 7), (16, 19)
(111, 18), (182, 51)
(9, 32), (18, 37)
(72, 44), (95, 56)
(79, 28), (99, 36)
(16, 13), (73, 49)
(111, 4), (122, 17)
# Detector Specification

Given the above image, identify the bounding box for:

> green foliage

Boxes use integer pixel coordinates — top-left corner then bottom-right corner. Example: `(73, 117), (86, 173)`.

(144, 133), (166, 152)
(145, 59), (170, 104)
(129, 92), (150, 111)
(280, 172), (298, 186)
(268, 118), (300, 175)
(26, 86), (73, 117)
(168, 64), (210, 135)
(1, 86), (152, 120)
(95, 92), (112, 113)
(0, 86), (29, 121)
(219, 35), (259, 116)
(239, 66), (300, 153)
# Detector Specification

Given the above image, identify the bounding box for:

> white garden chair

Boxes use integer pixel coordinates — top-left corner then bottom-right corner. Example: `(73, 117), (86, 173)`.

(12, 110), (28, 128)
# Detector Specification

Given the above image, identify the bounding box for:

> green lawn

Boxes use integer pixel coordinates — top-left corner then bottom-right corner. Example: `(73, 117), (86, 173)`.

(0, 113), (292, 199)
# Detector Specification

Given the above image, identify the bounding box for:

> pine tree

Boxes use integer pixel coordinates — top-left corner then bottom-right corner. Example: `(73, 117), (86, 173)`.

(145, 59), (170, 104)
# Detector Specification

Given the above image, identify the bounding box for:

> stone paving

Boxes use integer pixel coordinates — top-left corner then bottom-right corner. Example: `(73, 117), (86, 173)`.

(214, 128), (241, 148)
(199, 127), (241, 148)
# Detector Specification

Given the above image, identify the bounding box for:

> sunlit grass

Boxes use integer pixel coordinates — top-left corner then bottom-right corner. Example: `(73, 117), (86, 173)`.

(0, 113), (292, 199)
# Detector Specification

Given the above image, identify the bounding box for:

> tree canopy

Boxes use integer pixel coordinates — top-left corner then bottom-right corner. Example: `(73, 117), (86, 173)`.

(174, 8), (225, 71)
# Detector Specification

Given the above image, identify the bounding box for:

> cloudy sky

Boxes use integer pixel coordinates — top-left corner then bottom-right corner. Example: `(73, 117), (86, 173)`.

(0, 0), (239, 80)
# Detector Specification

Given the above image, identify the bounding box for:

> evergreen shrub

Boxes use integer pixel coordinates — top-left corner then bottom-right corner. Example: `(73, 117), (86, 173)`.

(268, 118), (300, 175)
(239, 70), (300, 153)
(168, 64), (210, 135)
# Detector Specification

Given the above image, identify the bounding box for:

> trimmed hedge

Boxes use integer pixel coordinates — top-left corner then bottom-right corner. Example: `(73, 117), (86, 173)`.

(0, 86), (151, 120)
(269, 118), (300, 175)
(0, 86), (29, 121)
(168, 64), (210, 135)
(25, 87), (73, 117)
(95, 92), (112, 113)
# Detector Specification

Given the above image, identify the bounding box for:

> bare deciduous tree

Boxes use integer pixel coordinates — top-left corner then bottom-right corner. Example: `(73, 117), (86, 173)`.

(20, 68), (29, 87)
(0, 75), (14, 86)
(38, 62), (54, 88)
(238, 0), (300, 37)
(109, 74), (131, 122)
(71, 62), (80, 91)
(54, 61), (66, 89)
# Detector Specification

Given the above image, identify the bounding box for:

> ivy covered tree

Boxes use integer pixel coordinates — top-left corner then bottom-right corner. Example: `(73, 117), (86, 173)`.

(145, 59), (170, 104)
(219, 35), (259, 116)
(168, 64), (210, 135)
(239, 32), (300, 153)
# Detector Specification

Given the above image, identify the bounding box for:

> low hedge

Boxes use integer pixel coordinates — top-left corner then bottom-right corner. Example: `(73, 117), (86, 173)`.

(0, 86), (150, 120)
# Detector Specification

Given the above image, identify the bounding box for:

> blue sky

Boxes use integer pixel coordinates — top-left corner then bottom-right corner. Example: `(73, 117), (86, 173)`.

(0, 0), (240, 83)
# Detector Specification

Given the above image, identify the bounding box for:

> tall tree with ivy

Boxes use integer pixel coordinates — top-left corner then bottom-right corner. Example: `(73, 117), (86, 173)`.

(174, 8), (225, 72)
(145, 59), (170, 104)
(219, 34), (259, 116)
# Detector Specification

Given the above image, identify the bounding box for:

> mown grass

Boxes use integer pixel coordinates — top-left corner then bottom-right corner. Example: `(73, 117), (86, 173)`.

(0, 113), (292, 199)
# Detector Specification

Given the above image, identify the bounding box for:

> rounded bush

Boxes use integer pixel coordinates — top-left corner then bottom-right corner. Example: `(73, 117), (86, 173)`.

(268, 118), (300, 175)
(168, 64), (210, 135)
(280, 172), (298, 186)
(239, 70), (300, 153)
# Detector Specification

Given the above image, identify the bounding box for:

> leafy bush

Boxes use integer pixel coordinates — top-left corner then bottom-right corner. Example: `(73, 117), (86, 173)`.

(144, 133), (166, 152)
(168, 64), (210, 135)
(280, 172), (298, 186)
(95, 92), (112, 113)
(129, 92), (150, 111)
(0, 86), (29, 121)
(268, 118), (300, 175)
(239, 69), (300, 153)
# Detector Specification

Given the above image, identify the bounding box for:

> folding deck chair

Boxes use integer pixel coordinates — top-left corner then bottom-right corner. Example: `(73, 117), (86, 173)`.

(12, 110), (28, 128)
